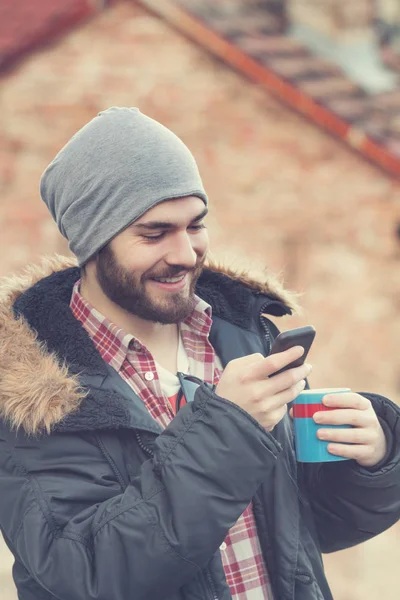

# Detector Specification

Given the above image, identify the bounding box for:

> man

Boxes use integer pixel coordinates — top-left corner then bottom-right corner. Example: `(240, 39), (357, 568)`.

(0, 107), (399, 600)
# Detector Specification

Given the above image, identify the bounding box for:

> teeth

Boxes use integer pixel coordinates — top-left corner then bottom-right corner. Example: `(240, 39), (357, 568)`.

(156, 275), (185, 283)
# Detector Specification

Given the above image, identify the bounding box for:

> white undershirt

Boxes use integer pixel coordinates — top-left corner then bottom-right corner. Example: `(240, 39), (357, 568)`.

(155, 331), (190, 407)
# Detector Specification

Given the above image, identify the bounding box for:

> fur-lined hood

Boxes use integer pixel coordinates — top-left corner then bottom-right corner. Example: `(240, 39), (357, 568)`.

(0, 255), (299, 435)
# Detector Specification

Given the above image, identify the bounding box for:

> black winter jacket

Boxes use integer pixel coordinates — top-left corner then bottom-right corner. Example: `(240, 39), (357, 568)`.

(0, 258), (399, 600)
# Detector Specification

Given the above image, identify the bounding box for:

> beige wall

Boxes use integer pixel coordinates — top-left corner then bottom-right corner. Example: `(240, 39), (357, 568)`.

(0, 1), (399, 598)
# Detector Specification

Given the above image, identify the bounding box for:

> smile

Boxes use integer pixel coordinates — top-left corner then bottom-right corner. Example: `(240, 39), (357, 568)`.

(154, 275), (186, 283)
(149, 274), (188, 291)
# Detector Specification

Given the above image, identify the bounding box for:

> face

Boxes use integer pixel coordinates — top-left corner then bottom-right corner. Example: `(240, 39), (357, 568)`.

(94, 196), (209, 324)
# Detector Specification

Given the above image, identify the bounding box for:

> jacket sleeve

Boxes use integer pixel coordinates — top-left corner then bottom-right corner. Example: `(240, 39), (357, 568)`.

(299, 392), (400, 553)
(0, 385), (281, 600)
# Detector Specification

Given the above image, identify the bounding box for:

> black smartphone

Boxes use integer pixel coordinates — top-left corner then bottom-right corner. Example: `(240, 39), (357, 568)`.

(269, 326), (316, 376)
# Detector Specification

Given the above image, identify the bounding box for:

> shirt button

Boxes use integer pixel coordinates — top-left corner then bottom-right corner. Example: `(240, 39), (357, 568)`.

(144, 371), (154, 382)
(219, 542), (227, 551)
(133, 341), (141, 351)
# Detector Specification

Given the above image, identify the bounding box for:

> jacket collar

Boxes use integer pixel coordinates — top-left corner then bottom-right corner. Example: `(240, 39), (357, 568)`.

(0, 255), (297, 435)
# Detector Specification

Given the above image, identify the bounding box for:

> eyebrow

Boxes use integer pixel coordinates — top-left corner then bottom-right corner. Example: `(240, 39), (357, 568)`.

(133, 207), (208, 230)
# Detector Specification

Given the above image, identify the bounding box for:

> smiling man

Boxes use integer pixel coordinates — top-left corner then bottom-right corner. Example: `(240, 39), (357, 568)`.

(0, 107), (399, 600)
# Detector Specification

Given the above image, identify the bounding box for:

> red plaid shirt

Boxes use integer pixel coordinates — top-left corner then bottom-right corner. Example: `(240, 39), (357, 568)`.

(71, 281), (273, 599)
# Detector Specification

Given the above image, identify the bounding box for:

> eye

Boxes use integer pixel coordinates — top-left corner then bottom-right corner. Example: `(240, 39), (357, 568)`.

(141, 223), (206, 241)
(189, 223), (206, 231)
(142, 232), (166, 241)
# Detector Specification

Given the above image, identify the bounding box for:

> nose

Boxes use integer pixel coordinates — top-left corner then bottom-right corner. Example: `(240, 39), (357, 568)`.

(164, 231), (198, 269)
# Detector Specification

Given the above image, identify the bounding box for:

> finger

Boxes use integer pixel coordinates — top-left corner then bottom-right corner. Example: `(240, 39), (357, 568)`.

(317, 427), (373, 445)
(313, 409), (374, 427)
(242, 353), (265, 364)
(235, 353), (265, 367)
(266, 363), (312, 395)
(323, 393), (371, 410)
(227, 353), (265, 378)
(250, 346), (305, 380)
(326, 443), (371, 462)
(262, 379), (307, 411)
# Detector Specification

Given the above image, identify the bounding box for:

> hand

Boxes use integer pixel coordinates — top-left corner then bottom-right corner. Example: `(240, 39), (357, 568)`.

(314, 393), (387, 468)
(215, 346), (312, 431)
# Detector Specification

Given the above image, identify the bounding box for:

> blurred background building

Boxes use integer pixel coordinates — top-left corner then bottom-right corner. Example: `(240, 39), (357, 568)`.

(0, 1), (399, 599)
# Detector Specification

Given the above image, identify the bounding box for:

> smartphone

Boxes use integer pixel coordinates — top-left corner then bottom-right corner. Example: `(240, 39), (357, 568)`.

(269, 326), (316, 376)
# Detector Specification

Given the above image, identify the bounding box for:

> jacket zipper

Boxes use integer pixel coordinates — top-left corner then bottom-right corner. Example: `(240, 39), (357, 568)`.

(203, 568), (219, 600)
(135, 430), (154, 457)
(258, 299), (275, 354)
(135, 431), (219, 600)
(95, 434), (126, 489)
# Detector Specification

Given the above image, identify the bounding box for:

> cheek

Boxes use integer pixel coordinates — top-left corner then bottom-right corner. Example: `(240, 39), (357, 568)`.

(114, 241), (163, 272)
(194, 230), (209, 256)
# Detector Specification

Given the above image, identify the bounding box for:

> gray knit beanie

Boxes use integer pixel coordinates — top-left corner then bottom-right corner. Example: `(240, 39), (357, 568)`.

(40, 107), (208, 266)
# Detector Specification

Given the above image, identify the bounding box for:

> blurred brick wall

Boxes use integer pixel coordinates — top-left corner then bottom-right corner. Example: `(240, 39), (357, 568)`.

(0, 1), (399, 599)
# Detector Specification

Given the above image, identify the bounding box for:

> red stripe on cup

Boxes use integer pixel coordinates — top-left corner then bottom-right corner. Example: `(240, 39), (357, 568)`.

(292, 403), (335, 418)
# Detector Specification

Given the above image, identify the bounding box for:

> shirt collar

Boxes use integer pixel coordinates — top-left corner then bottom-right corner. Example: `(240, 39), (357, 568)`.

(70, 280), (134, 372)
(183, 296), (213, 337)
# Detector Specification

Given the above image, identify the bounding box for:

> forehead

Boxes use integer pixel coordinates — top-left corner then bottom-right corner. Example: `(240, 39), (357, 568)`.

(135, 196), (206, 224)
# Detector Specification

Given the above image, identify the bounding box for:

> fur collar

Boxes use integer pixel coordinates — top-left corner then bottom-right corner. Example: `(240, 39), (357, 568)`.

(0, 255), (298, 435)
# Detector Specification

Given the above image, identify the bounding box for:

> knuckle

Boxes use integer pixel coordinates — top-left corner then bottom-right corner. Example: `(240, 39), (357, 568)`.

(352, 429), (364, 444)
(250, 383), (264, 402)
(287, 385), (299, 402)
(247, 353), (264, 366)
(354, 412), (365, 427)
(289, 369), (301, 386)
(238, 370), (250, 384)
(345, 412), (357, 426)
(357, 397), (368, 410)
(260, 400), (273, 416)
(363, 397), (372, 409)
(284, 373), (297, 390)
(290, 385), (301, 401)
(267, 356), (281, 373)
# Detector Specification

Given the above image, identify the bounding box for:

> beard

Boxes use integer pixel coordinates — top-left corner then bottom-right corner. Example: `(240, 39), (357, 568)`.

(95, 244), (205, 325)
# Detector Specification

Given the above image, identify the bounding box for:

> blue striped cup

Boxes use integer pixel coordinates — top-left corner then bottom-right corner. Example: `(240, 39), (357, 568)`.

(293, 388), (352, 463)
